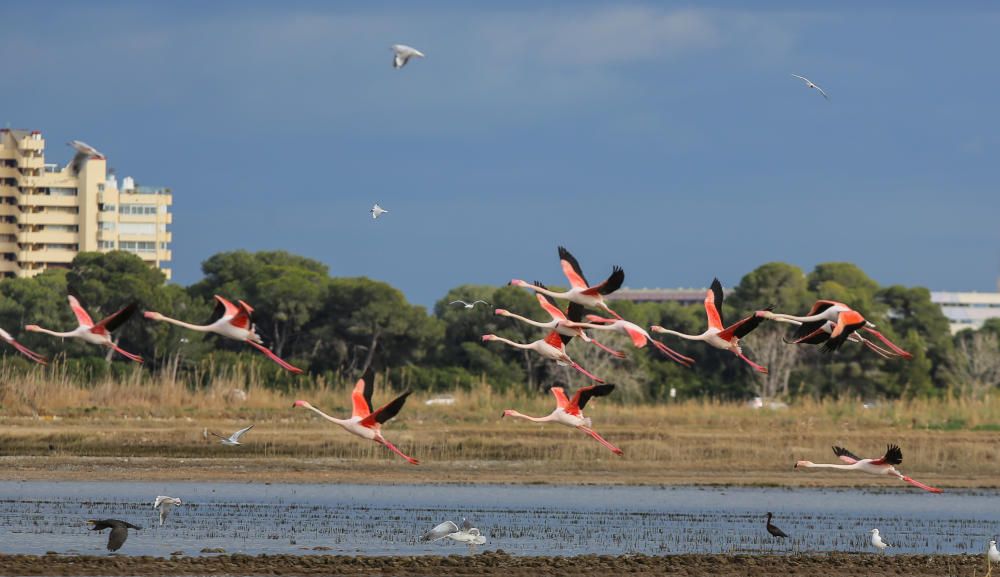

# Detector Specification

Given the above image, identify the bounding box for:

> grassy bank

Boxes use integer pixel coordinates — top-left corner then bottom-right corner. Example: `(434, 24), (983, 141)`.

(1, 371), (999, 487)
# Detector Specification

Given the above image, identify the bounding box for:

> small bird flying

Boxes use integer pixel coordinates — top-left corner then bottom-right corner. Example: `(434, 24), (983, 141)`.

(791, 74), (829, 100)
(371, 203), (388, 220)
(211, 425), (254, 446)
(392, 44), (425, 69)
(153, 496), (182, 526)
(88, 519), (141, 552)
(450, 300), (489, 309)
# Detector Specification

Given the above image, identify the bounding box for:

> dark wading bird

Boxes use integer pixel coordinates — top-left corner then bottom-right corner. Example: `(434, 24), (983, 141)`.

(88, 519), (142, 552)
(766, 512), (788, 538)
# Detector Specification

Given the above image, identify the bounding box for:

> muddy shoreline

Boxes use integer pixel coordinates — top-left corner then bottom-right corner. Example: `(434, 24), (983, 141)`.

(0, 552), (986, 577)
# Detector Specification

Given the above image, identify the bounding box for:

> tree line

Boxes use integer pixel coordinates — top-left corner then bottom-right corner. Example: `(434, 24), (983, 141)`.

(0, 250), (996, 401)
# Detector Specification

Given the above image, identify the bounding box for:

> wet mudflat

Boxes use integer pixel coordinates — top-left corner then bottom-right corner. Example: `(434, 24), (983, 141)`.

(0, 482), (997, 559)
(0, 552), (987, 577)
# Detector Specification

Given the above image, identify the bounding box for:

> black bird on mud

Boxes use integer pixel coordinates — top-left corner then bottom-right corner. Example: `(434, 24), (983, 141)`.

(88, 519), (142, 552)
(765, 512), (788, 538)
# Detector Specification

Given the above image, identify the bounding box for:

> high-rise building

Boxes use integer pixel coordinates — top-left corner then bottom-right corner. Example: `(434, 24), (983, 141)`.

(0, 129), (172, 279)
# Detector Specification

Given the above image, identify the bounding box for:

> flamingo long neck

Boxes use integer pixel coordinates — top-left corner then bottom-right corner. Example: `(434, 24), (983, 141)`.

(505, 410), (555, 423)
(769, 312), (829, 323)
(490, 336), (533, 350)
(569, 322), (614, 331)
(502, 312), (555, 329)
(31, 327), (78, 338)
(152, 315), (214, 332)
(525, 284), (567, 299)
(303, 404), (351, 427)
(799, 462), (857, 470)
(657, 329), (705, 341)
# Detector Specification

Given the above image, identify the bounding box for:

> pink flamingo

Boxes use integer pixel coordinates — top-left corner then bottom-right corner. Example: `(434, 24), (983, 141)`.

(570, 314), (694, 367)
(496, 282), (626, 359)
(502, 384), (623, 455)
(795, 444), (942, 493)
(758, 300), (911, 357)
(293, 368), (419, 464)
(511, 246), (625, 320)
(26, 292), (142, 362)
(765, 316), (908, 359)
(650, 278), (771, 373)
(144, 295), (302, 373)
(481, 331), (605, 383)
(0, 327), (47, 364)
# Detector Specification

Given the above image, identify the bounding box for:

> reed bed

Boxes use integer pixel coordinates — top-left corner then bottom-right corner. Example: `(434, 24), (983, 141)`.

(1, 366), (999, 486)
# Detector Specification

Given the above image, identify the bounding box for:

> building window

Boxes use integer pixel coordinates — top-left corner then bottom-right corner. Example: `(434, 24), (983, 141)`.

(160, 242), (169, 250)
(100, 203), (116, 212)
(99, 221), (116, 231)
(48, 187), (77, 196)
(44, 243), (78, 251)
(99, 240), (116, 250)
(119, 204), (158, 216)
(44, 225), (79, 233)
(119, 222), (156, 235)
(120, 241), (156, 253)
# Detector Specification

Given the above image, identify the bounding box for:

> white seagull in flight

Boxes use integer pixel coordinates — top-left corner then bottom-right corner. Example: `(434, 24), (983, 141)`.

(153, 496), (182, 526)
(450, 300), (490, 309)
(392, 44), (425, 69)
(210, 424), (254, 446)
(371, 203), (388, 220)
(791, 74), (829, 100)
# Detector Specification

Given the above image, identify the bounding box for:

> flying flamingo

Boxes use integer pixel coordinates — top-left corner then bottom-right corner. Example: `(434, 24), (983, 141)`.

(293, 368), (419, 464)
(758, 301), (911, 358)
(510, 246), (625, 320)
(0, 327), (47, 364)
(763, 315), (909, 359)
(495, 282), (626, 358)
(794, 445), (943, 493)
(26, 292), (142, 362)
(570, 314), (694, 367)
(502, 384), (623, 455)
(144, 295), (303, 373)
(650, 279), (772, 373)
(481, 330), (605, 383)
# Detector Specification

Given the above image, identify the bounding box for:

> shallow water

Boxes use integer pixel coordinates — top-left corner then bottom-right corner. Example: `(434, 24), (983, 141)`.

(0, 482), (996, 556)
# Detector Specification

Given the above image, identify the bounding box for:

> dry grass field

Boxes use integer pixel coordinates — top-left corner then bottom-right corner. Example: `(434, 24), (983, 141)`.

(2, 368), (999, 487)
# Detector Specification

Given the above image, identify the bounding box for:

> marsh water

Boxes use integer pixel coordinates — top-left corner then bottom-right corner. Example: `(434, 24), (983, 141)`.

(0, 481), (997, 557)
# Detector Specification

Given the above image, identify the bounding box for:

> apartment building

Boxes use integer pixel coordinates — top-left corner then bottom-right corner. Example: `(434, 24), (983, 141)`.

(0, 129), (172, 279)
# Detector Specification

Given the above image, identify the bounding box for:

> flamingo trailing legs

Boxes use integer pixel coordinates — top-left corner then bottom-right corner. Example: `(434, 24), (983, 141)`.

(293, 368), (419, 464)
(570, 314), (694, 367)
(144, 295), (303, 373)
(502, 384), (623, 455)
(650, 279), (771, 373)
(758, 301), (911, 358)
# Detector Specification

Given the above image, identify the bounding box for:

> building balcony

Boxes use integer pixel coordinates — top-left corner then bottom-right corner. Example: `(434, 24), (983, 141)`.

(0, 242), (18, 253)
(17, 231), (79, 244)
(17, 156), (44, 169)
(0, 204), (20, 216)
(18, 193), (79, 208)
(0, 166), (17, 178)
(132, 249), (172, 262)
(19, 212), (79, 226)
(0, 260), (19, 272)
(18, 249), (76, 263)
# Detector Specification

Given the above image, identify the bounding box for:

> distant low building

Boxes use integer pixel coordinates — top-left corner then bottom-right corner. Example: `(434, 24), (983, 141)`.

(931, 291), (1000, 334)
(0, 129), (172, 279)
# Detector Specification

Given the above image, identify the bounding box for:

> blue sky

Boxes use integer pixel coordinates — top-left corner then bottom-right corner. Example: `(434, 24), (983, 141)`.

(3, 2), (998, 305)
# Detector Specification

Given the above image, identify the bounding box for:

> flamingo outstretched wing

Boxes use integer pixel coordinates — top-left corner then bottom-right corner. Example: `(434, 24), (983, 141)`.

(533, 282), (568, 321)
(67, 292), (95, 327)
(705, 278), (724, 330)
(571, 383), (615, 411)
(550, 386), (571, 411)
(351, 367), (375, 418)
(719, 305), (773, 341)
(360, 390), (412, 427)
(209, 295), (240, 324)
(870, 444), (903, 466)
(95, 302), (138, 334)
(832, 445), (861, 465)
(558, 246), (590, 289)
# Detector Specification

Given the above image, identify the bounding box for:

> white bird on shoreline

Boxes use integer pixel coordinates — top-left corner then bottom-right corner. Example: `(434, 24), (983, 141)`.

(371, 203), (388, 220)
(450, 300), (489, 309)
(153, 496), (182, 526)
(392, 44), (425, 69)
(870, 528), (890, 553)
(791, 74), (829, 100)
(422, 518), (486, 548)
(988, 539), (1000, 576)
(210, 425), (254, 446)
